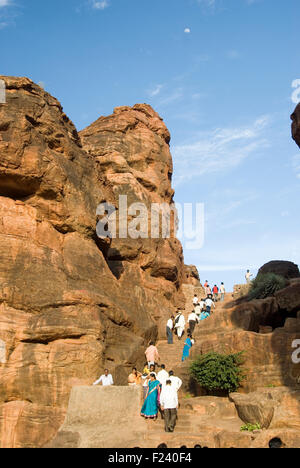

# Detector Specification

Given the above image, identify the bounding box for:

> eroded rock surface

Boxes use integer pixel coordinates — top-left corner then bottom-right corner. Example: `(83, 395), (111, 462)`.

(0, 76), (190, 447)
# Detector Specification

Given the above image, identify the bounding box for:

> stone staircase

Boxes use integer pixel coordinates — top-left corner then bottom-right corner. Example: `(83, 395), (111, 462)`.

(156, 341), (185, 371)
(143, 294), (246, 448)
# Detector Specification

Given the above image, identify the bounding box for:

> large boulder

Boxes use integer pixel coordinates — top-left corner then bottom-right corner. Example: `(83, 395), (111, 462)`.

(291, 103), (300, 148)
(275, 283), (300, 313)
(229, 392), (277, 429)
(258, 260), (300, 279)
(0, 76), (187, 447)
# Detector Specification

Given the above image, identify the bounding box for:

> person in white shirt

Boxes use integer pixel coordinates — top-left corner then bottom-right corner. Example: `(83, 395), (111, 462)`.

(174, 312), (186, 340)
(194, 303), (201, 320)
(169, 371), (182, 392)
(245, 270), (253, 284)
(193, 295), (199, 306)
(93, 369), (114, 386)
(157, 364), (169, 387)
(220, 283), (226, 302)
(160, 380), (178, 433)
(205, 298), (215, 315)
(166, 315), (174, 345)
(188, 311), (199, 334)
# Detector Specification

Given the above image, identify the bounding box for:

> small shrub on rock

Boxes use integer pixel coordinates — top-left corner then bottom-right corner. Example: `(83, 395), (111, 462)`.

(240, 423), (261, 432)
(248, 273), (287, 301)
(189, 351), (246, 394)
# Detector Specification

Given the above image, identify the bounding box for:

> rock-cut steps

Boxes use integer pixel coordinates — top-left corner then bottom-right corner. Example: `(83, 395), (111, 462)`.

(156, 341), (185, 371)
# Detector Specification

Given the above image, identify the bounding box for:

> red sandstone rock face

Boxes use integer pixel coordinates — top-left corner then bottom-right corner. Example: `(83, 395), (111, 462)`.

(175, 295), (300, 393)
(0, 77), (189, 447)
(183, 265), (201, 286)
(291, 104), (300, 148)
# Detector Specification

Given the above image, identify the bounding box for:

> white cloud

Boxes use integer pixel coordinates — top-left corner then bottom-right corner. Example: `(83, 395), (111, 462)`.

(197, 0), (216, 7)
(92, 0), (109, 10)
(172, 115), (271, 186)
(0, 0), (11, 7)
(184, 28), (191, 34)
(156, 88), (184, 108)
(148, 84), (163, 97)
(226, 50), (241, 60)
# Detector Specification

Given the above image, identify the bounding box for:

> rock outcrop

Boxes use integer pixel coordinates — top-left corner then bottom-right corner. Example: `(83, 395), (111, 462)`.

(291, 103), (300, 148)
(175, 291), (300, 393)
(0, 76), (190, 447)
(258, 260), (300, 279)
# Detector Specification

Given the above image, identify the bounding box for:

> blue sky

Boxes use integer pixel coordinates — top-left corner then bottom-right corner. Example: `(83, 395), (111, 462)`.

(1, 0), (299, 290)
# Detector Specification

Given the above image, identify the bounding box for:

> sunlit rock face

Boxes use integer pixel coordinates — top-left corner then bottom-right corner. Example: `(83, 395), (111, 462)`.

(0, 77), (191, 447)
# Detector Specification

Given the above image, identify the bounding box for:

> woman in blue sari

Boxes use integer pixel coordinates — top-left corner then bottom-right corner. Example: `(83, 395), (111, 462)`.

(141, 374), (161, 420)
(182, 334), (194, 362)
(200, 310), (210, 321)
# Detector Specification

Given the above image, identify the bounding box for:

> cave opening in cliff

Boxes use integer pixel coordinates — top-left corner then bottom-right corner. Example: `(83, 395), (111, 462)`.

(259, 308), (298, 331)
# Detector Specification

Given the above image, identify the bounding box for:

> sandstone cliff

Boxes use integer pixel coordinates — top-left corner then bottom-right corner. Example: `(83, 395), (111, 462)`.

(0, 76), (189, 448)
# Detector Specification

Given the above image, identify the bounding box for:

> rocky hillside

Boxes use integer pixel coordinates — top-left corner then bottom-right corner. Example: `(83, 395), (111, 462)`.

(0, 76), (193, 448)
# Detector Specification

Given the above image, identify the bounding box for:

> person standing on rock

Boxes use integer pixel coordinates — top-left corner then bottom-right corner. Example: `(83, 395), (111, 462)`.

(220, 282), (226, 302)
(174, 312), (186, 340)
(245, 270), (253, 284)
(160, 379), (178, 433)
(145, 342), (160, 367)
(93, 369), (114, 386)
(188, 310), (198, 335)
(166, 315), (174, 345)
(193, 294), (199, 306)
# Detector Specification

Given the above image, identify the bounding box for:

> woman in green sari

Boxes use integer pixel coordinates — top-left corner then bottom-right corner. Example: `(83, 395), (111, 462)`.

(141, 373), (161, 420)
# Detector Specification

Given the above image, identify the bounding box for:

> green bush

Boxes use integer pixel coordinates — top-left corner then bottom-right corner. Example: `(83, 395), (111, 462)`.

(248, 273), (287, 301)
(240, 423), (261, 432)
(189, 351), (246, 394)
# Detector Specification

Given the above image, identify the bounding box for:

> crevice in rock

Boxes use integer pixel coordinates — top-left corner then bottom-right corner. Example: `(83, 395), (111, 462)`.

(21, 333), (86, 345)
(106, 260), (124, 280)
(0, 174), (41, 200)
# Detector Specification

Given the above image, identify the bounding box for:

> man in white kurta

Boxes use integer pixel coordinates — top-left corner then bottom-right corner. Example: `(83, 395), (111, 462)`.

(160, 380), (178, 433)
(175, 312), (186, 340)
